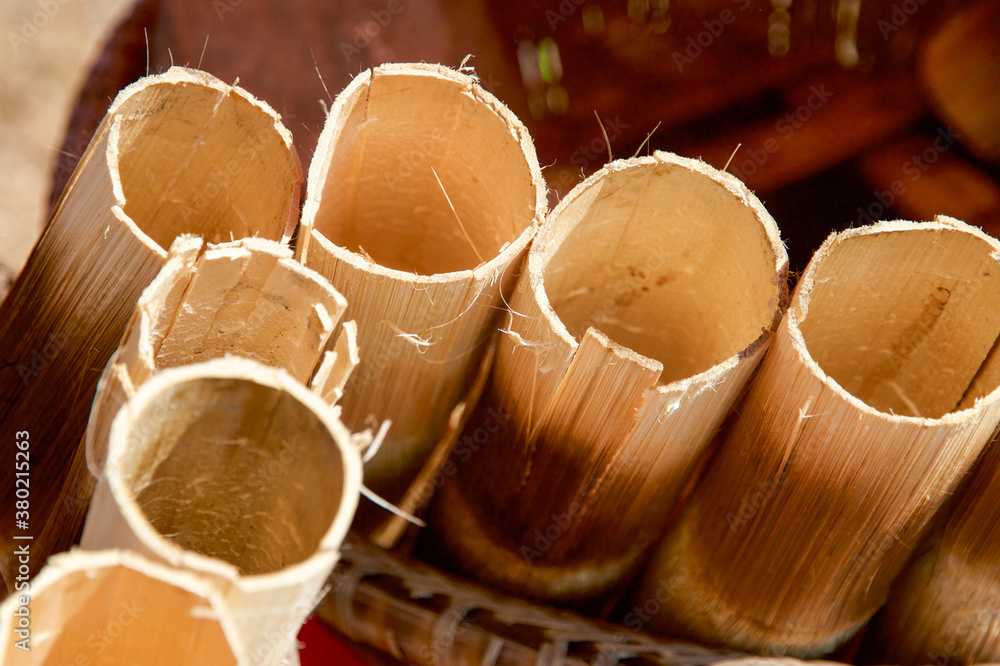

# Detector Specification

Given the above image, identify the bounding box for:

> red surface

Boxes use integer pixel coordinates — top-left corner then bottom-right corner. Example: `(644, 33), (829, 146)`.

(298, 618), (371, 666)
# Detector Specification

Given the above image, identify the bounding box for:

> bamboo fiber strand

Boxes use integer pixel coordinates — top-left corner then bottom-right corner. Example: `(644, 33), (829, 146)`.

(869, 433), (1000, 665)
(634, 216), (1000, 657)
(0, 66), (301, 590)
(0, 549), (246, 665)
(85, 235), (357, 475)
(80, 357), (362, 666)
(426, 152), (788, 604)
(298, 63), (546, 522)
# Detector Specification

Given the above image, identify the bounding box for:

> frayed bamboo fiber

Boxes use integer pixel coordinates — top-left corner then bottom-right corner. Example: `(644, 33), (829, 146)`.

(0, 66), (301, 590)
(425, 152), (788, 605)
(86, 234), (358, 475)
(868, 437), (1000, 665)
(634, 216), (1000, 657)
(80, 357), (362, 666)
(0, 549), (246, 665)
(297, 63), (546, 521)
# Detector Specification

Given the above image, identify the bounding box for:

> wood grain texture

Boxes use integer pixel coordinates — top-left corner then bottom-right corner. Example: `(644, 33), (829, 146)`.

(0, 66), (302, 592)
(85, 235), (356, 476)
(425, 152), (788, 605)
(298, 63), (546, 518)
(0, 549), (244, 665)
(80, 358), (361, 666)
(869, 436), (1000, 665)
(635, 217), (1000, 657)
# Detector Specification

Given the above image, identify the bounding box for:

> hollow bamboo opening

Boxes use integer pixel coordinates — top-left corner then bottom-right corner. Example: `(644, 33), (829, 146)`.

(109, 73), (298, 251)
(310, 66), (537, 275)
(111, 376), (347, 576)
(543, 159), (782, 383)
(797, 224), (1000, 418)
(0, 553), (239, 665)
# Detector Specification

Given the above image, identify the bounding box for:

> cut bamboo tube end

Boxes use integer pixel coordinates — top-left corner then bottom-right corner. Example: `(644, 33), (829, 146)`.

(0, 66), (302, 588)
(634, 216), (1000, 657)
(425, 151), (788, 604)
(298, 63), (546, 516)
(86, 234), (355, 476)
(81, 357), (362, 666)
(0, 549), (245, 665)
(869, 435), (1000, 665)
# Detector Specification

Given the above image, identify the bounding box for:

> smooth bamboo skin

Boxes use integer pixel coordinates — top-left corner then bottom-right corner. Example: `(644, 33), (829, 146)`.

(0, 549), (246, 666)
(426, 152), (788, 605)
(634, 218), (1000, 657)
(869, 437), (1000, 666)
(80, 358), (362, 666)
(85, 235), (356, 476)
(0, 67), (301, 591)
(298, 63), (546, 517)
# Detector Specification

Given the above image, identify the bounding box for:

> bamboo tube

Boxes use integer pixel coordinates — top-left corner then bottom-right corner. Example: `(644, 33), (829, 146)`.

(633, 216), (1000, 657)
(0, 66), (301, 590)
(424, 152), (788, 605)
(919, 0), (1000, 162)
(85, 234), (358, 475)
(298, 63), (546, 519)
(0, 549), (246, 665)
(868, 436), (1000, 665)
(80, 357), (362, 666)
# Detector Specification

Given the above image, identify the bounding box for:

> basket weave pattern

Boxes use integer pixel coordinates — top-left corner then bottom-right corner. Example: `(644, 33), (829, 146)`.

(321, 536), (855, 666)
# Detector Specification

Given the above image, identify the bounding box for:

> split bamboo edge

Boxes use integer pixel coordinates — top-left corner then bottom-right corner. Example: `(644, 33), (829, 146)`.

(0, 66), (302, 588)
(298, 62), (547, 527)
(81, 357), (362, 666)
(425, 151), (789, 605)
(635, 216), (1000, 657)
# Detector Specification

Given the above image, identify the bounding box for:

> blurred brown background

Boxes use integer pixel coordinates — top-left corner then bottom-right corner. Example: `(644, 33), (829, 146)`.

(5, 0), (1000, 277)
(0, 0), (131, 273)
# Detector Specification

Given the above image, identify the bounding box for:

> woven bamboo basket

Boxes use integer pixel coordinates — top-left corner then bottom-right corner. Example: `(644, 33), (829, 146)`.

(319, 535), (835, 666)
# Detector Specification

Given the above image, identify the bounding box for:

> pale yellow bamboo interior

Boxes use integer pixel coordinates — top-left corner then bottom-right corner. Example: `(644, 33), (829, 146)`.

(117, 377), (346, 575)
(798, 226), (1000, 418)
(544, 163), (780, 383)
(149, 241), (345, 381)
(1, 558), (237, 665)
(311, 69), (536, 274)
(111, 76), (296, 249)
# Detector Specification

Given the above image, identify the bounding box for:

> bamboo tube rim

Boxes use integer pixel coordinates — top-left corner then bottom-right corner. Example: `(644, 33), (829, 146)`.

(0, 548), (247, 664)
(83, 235), (354, 478)
(297, 62), (546, 282)
(95, 67), (301, 259)
(529, 151), (787, 388)
(632, 215), (1000, 656)
(102, 357), (362, 589)
(792, 216), (1000, 424)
